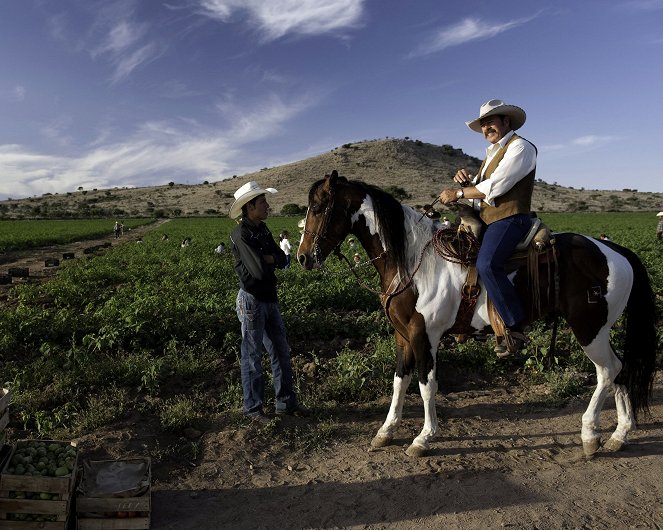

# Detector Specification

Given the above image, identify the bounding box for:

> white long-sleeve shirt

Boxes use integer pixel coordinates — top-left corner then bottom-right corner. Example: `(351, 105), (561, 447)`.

(280, 238), (292, 256)
(472, 130), (537, 208)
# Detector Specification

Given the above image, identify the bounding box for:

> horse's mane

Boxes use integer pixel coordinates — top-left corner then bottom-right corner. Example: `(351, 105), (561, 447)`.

(311, 177), (408, 275)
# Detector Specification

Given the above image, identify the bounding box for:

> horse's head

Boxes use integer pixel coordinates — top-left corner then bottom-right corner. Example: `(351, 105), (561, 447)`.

(297, 170), (358, 269)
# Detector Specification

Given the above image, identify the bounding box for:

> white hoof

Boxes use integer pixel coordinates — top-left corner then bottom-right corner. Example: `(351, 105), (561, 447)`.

(371, 433), (393, 448)
(405, 443), (428, 457)
(603, 437), (625, 452)
(583, 437), (602, 458)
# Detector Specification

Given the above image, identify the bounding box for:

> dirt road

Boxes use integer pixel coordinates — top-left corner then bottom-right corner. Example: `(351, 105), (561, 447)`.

(148, 378), (663, 529)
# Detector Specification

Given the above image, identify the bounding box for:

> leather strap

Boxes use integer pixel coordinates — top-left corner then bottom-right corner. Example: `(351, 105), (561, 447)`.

(447, 264), (481, 337)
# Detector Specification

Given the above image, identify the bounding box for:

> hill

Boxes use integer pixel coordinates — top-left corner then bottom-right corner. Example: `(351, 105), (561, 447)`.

(1, 138), (661, 218)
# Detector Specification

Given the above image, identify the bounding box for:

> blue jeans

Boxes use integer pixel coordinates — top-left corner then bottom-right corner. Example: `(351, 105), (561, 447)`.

(476, 214), (532, 328)
(236, 289), (297, 416)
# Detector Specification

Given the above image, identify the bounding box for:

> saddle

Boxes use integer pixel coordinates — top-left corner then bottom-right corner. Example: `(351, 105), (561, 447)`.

(442, 206), (558, 341)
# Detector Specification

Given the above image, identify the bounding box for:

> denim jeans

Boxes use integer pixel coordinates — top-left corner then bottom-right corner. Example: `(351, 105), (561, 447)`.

(476, 213), (532, 328)
(236, 289), (297, 416)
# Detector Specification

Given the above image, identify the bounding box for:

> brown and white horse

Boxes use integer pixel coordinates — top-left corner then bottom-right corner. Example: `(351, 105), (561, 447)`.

(297, 171), (657, 458)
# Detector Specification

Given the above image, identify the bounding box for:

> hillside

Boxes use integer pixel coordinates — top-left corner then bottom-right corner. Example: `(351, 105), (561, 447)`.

(1, 138), (661, 219)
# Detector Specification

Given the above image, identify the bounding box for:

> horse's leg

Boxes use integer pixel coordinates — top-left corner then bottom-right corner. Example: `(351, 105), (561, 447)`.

(405, 316), (438, 457)
(603, 383), (635, 452)
(371, 332), (411, 448)
(405, 365), (438, 457)
(579, 330), (625, 458)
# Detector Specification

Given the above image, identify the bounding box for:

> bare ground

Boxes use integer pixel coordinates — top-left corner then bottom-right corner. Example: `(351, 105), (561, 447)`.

(145, 380), (663, 530)
(2, 229), (662, 530)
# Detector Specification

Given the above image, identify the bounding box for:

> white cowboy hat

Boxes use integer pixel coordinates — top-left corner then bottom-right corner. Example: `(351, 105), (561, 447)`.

(657, 212), (663, 216)
(466, 99), (527, 133)
(229, 181), (277, 219)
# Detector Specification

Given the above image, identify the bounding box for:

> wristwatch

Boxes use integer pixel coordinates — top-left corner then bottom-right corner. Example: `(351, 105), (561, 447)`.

(455, 189), (464, 199)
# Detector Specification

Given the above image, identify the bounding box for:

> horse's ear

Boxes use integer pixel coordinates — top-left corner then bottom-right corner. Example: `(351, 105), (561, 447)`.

(330, 169), (339, 182)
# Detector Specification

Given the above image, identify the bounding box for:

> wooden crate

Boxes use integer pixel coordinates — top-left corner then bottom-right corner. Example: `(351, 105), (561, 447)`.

(0, 440), (78, 529)
(76, 458), (151, 530)
(0, 389), (9, 445)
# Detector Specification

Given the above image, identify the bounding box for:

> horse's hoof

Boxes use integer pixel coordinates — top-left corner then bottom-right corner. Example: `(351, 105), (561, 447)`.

(370, 433), (393, 449)
(603, 437), (625, 452)
(405, 443), (428, 457)
(583, 437), (602, 458)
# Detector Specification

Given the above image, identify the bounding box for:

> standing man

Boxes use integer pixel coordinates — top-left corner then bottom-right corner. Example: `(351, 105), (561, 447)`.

(229, 181), (307, 424)
(657, 212), (663, 242)
(438, 99), (537, 357)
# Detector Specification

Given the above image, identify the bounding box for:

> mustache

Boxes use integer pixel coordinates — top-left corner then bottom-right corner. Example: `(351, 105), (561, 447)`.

(484, 128), (497, 135)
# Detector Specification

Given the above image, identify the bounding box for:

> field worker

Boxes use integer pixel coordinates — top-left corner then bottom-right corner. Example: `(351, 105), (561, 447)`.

(438, 99), (537, 357)
(279, 230), (292, 269)
(229, 181), (308, 424)
(657, 212), (663, 241)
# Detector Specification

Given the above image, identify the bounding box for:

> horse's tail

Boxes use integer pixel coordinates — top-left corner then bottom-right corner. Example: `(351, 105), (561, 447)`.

(612, 244), (657, 419)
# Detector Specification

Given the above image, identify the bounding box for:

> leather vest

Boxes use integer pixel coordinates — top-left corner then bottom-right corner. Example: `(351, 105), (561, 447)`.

(477, 133), (536, 224)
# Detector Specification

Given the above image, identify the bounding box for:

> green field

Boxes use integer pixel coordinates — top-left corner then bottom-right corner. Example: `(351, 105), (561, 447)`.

(0, 213), (660, 442)
(0, 218), (155, 252)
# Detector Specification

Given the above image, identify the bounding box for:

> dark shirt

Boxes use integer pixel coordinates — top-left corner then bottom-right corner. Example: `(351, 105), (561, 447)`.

(230, 218), (287, 302)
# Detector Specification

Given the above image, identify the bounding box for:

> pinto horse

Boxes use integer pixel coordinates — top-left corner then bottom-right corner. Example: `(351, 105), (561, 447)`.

(297, 171), (657, 458)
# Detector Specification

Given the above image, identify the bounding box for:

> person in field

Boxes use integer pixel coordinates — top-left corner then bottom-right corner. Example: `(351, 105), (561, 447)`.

(657, 212), (663, 242)
(229, 181), (308, 424)
(279, 230), (292, 269)
(438, 99), (537, 357)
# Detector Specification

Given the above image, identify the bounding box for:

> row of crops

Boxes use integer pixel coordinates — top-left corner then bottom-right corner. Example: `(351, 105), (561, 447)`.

(0, 218), (154, 252)
(0, 212), (661, 440)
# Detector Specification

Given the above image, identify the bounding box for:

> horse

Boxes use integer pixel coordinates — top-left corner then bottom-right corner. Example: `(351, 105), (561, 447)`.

(297, 171), (657, 458)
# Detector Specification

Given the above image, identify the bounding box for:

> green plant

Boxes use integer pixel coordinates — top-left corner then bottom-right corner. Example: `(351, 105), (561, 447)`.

(160, 394), (201, 432)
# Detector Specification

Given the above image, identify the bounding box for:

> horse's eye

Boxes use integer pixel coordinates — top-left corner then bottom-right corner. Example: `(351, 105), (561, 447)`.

(311, 203), (325, 215)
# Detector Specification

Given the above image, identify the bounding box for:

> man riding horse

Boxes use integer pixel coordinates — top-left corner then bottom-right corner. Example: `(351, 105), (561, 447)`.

(438, 99), (537, 357)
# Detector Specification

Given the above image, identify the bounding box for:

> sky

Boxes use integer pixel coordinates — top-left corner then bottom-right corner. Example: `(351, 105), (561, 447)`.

(1, 0), (662, 200)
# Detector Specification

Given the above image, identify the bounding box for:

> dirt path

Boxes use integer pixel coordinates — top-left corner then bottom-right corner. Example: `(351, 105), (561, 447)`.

(0, 219), (170, 287)
(146, 377), (663, 530)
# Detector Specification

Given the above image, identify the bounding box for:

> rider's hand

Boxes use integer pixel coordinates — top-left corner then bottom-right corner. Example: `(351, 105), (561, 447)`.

(453, 169), (472, 187)
(439, 189), (459, 205)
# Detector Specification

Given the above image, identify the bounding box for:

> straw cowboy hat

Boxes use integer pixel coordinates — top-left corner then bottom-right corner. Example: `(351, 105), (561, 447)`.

(657, 212), (663, 216)
(466, 99), (527, 133)
(229, 181), (277, 219)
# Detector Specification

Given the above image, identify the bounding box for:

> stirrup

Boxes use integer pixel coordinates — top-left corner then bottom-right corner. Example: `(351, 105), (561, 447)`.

(503, 330), (527, 355)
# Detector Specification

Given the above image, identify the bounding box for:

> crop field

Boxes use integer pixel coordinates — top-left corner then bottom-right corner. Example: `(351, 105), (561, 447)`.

(0, 218), (154, 252)
(0, 212), (661, 442)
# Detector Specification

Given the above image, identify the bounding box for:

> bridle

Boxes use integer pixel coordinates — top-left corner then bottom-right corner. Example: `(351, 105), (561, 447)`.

(301, 180), (345, 268)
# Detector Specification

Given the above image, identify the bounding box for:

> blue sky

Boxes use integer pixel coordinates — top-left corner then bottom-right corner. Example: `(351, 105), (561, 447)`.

(1, 0), (662, 200)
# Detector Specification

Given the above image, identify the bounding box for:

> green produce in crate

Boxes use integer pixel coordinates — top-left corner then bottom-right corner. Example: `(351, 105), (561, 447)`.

(6, 440), (75, 476)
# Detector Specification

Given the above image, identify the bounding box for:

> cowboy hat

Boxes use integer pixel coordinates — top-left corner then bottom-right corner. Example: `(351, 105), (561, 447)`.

(657, 212), (663, 216)
(229, 181), (277, 219)
(466, 99), (527, 133)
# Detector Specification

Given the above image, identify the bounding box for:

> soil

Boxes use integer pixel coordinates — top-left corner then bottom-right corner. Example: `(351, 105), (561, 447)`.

(2, 227), (662, 530)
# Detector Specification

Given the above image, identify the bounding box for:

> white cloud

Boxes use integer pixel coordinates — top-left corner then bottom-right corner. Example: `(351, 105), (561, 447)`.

(622, 0), (663, 11)
(87, 11), (165, 84)
(197, 0), (364, 41)
(572, 135), (616, 146)
(0, 92), (316, 199)
(13, 86), (26, 101)
(40, 116), (74, 147)
(110, 42), (166, 84)
(410, 14), (538, 57)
